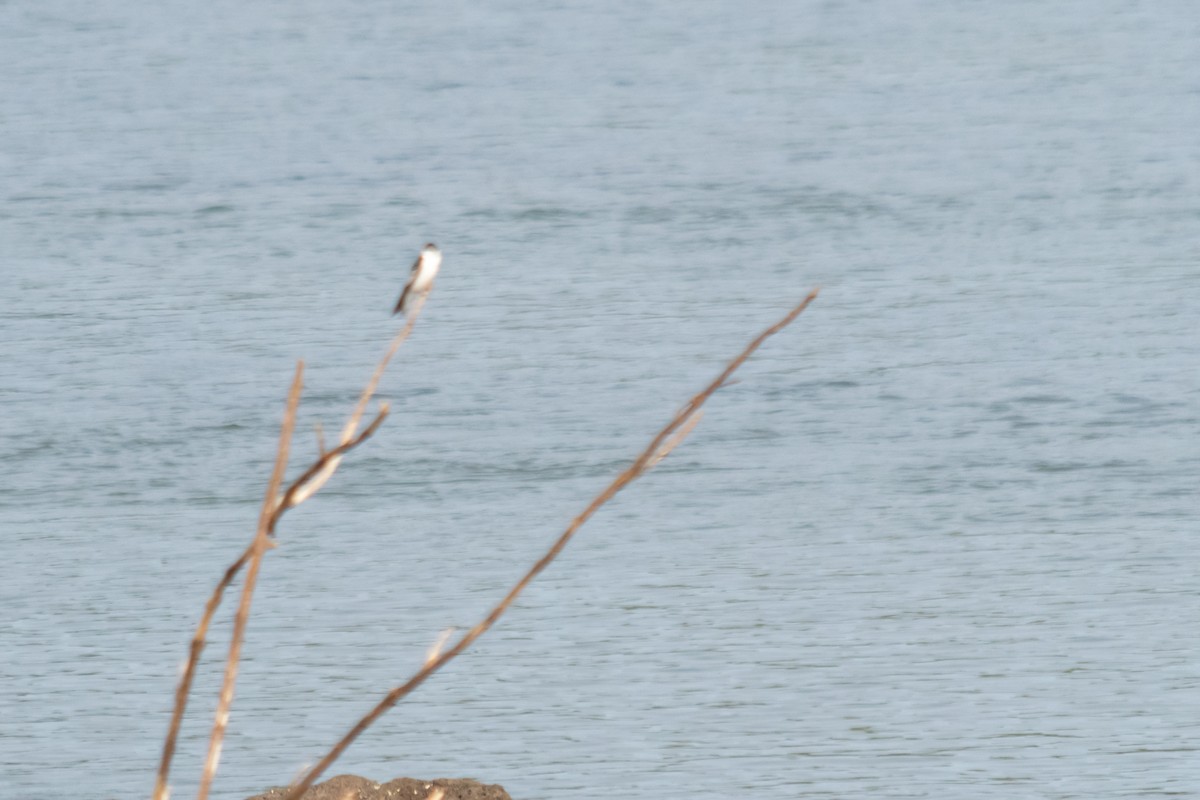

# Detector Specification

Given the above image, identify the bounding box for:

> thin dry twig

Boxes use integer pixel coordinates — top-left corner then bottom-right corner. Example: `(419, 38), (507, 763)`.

(196, 362), (305, 800)
(152, 545), (252, 800)
(282, 289), (819, 799)
(154, 298), (426, 800)
(291, 295), (426, 509)
(151, 406), (391, 800)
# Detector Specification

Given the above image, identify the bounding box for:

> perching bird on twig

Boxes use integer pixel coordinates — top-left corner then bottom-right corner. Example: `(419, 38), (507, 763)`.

(393, 243), (442, 315)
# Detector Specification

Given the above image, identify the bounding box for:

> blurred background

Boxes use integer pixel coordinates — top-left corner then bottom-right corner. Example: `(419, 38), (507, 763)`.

(1, 1), (1197, 798)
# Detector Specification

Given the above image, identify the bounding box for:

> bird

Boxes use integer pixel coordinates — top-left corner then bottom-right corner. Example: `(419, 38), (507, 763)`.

(393, 243), (443, 315)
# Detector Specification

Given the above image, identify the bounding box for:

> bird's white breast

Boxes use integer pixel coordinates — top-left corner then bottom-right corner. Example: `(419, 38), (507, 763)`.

(413, 250), (442, 291)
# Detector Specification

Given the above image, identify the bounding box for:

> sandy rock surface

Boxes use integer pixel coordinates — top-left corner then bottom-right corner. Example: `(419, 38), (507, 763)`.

(247, 775), (512, 800)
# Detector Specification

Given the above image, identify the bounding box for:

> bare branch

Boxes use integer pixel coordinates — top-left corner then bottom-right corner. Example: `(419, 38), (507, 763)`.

(152, 405), (392, 799)
(195, 362), (305, 800)
(154, 293), (430, 800)
(152, 545), (251, 800)
(282, 289), (819, 798)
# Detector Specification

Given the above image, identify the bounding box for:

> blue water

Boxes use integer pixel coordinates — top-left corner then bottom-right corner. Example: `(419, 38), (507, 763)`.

(2, 2), (1198, 798)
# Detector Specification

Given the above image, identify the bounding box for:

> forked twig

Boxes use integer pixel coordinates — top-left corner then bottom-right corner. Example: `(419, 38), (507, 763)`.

(272, 407), (390, 532)
(281, 288), (819, 799)
(287, 296), (426, 509)
(151, 407), (391, 800)
(154, 300), (428, 800)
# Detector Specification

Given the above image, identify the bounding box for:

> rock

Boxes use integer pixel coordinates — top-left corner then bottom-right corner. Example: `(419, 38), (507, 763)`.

(247, 774), (512, 800)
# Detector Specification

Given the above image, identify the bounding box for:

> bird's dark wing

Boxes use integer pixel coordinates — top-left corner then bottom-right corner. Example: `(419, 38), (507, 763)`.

(392, 284), (411, 316)
(391, 254), (424, 315)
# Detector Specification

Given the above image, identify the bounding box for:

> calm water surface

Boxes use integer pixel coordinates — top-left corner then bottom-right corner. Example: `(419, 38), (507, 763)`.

(1, 2), (1197, 798)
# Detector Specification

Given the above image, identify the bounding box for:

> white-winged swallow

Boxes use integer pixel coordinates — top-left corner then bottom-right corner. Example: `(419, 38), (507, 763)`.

(393, 243), (442, 315)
